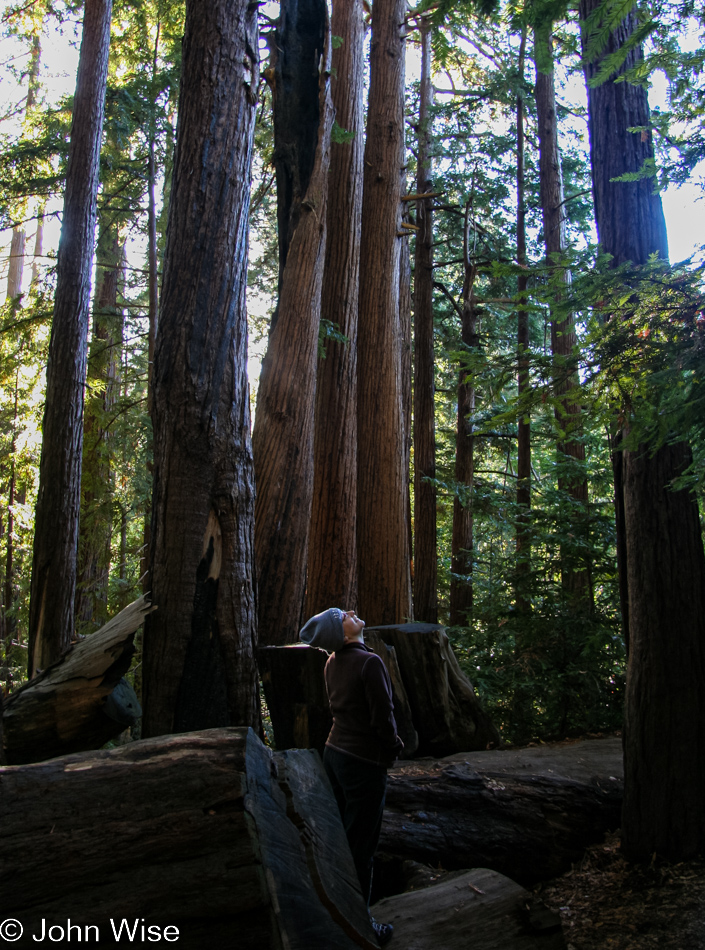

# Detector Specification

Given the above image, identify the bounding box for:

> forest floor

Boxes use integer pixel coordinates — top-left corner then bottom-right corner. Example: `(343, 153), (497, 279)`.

(536, 829), (705, 949)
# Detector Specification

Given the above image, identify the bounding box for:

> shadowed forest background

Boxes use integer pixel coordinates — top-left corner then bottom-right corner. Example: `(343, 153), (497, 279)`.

(1, 0), (705, 873)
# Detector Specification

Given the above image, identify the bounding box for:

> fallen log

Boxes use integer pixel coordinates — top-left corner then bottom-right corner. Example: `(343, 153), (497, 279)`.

(380, 736), (624, 886)
(0, 727), (377, 949)
(375, 868), (565, 950)
(2, 596), (151, 765)
(367, 623), (500, 755)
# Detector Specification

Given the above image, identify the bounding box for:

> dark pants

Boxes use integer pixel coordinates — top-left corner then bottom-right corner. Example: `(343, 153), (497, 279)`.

(323, 745), (387, 905)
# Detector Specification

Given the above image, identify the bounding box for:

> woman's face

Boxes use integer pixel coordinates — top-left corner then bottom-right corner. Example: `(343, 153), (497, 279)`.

(342, 609), (365, 641)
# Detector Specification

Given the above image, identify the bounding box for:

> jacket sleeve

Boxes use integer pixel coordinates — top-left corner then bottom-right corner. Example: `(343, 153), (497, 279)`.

(361, 654), (404, 757)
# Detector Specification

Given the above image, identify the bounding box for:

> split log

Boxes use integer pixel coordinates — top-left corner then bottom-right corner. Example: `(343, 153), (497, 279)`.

(380, 736), (624, 886)
(367, 622), (500, 755)
(375, 868), (565, 950)
(0, 727), (377, 949)
(2, 595), (151, 765)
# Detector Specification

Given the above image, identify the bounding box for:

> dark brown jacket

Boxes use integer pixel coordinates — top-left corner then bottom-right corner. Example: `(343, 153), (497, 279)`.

(324, 641), (403, 768)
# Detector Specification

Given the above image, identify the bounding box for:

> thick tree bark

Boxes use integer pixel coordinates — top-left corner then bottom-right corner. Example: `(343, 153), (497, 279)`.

(75, 225), (122, 631)
(253, 0), (333, 645)
(580, 0), (705, 859)
(27, 0), (113, 677)
(357, 0), (412, 626)
(515, 27), (531, 615)
(535, 29), (590, 605)
(306, 0), (364, 616)
(449, 205), (479, 627)
(413, 18), (438, 623)
(143, 0), (259, 737)
(142, 22), (161, 592)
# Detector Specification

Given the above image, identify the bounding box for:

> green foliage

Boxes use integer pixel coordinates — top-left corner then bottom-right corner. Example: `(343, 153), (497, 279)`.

(331, 119), (356, 144)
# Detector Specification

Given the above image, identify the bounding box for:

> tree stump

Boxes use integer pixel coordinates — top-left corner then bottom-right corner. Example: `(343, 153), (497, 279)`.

(2, 596), (151, 765)
(259, 639), (419, 757)
(259, 644), (331, 753)
(0, 727), (377, 949)
(364, 632), (418, 757)
(366, 623), (500, 755)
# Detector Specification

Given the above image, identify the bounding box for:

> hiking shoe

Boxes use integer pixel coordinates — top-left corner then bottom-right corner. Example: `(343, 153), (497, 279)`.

(371, 918), (394, 946)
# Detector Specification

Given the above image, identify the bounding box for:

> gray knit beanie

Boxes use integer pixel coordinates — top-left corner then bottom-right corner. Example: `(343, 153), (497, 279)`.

(299, 607), (345, 653)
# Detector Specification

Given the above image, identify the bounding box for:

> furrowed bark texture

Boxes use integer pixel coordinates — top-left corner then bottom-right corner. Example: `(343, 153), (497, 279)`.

(515, 29), (531, 617)
(357, 0), (412, 626)
(620, 440), (705, 858)
(449, 236), (478, 627)
(581, 0), (705, 858)
(413, 18), (437, 624)
(306, 0), (364, 616)
(28, 0), (112, 677)
(535, 30), (590, 604)
(399, 191), (413, 591)
(143, 0), (259, 737)
(253, 0), (333, 645)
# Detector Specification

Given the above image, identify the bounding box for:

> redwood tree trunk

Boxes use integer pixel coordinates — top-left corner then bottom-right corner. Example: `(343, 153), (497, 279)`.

(28, 0), (113, 677)
(449, 206), (479, 627)
(306, 0), (364, 616)
(357, 0), (412, 625)
(580, 0), (705, 858)
(535, 29), (590, 604)
(515, 27), (531, 615)
(252, 0), (333, 645)
(143, 0), (260, 737)
(413, 17), (437, 623)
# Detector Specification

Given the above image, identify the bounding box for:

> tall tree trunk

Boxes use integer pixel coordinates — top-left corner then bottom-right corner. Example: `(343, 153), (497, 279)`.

(253, 0), (333, 645)
(534, 27), (590, 605)
(400, 176), (413, 598)
(142, 0), (260, 737)
(75, 226), (122, 631)
(515, 26), (530, 614)
(449, 203), (480, 627)
(413, 17), (437, 623)
(580, 0), (705, 859)
(142, 20), (161, 593)
(3, 368), (20, 654)
(357, 0), (412, 625)
(305, 0), (364, 616)
(27, 0), (113, 677)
